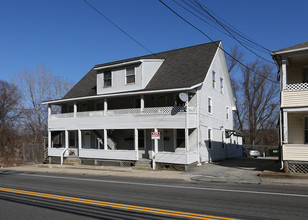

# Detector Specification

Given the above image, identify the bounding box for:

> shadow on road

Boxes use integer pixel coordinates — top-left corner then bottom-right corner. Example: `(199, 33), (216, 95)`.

(211, 157), (281, 172)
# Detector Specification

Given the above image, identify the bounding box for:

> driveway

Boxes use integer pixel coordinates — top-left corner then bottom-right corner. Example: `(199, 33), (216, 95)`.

(186, 157), (280, 184)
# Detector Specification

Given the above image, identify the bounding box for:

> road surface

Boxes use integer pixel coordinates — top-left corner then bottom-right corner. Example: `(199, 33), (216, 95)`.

(0, 170), (307, 219)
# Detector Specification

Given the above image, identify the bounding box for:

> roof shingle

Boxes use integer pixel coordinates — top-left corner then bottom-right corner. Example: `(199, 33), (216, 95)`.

(63, 41), (219, 99)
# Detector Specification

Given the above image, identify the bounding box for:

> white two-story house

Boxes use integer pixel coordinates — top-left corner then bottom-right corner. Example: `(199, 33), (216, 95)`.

(43, 41), (242, 169)
(272, 41), (308, 173)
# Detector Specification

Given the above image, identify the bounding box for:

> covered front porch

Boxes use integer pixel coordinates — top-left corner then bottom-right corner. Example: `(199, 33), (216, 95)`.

(282, 110), (308, 162)
(48, 128), (199, 168)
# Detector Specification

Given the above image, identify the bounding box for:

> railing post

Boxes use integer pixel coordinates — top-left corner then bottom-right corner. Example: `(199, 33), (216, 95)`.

(74, 102), (77, 117)
(104, 129), (107, 150)
(140, 95), (144, 112)
(104, 99), (108, 116)
(78, 130), (82, 150)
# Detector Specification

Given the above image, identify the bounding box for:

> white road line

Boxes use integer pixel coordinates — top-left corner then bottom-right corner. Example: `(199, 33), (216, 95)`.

(18, 173), (308, 198)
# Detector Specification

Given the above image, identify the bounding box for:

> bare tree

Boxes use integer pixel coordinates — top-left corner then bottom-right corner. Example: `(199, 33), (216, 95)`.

(235, 60), (279, 145)
(14, 66), (74, 142)
(226, 45), (245, 74)
(0, 80), (22, 161)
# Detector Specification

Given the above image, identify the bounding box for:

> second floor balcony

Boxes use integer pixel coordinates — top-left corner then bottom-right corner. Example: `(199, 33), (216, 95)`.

(48, 92), (198, 130)
(282, 83), (308, 108)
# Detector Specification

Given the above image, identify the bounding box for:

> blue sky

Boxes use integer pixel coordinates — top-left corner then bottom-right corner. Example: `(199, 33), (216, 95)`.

(0, 0), (307, 83)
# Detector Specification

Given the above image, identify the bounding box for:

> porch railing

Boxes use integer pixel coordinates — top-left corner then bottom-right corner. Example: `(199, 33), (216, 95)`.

(285, 83), (308, 91)
(50, 106), (194, 119)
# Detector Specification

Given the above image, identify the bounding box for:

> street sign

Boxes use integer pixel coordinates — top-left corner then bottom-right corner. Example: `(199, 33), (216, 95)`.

(151, 132), (160, 140)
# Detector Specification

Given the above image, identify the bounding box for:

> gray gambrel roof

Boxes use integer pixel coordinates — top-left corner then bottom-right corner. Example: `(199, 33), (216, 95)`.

(63, 41), (220, 99)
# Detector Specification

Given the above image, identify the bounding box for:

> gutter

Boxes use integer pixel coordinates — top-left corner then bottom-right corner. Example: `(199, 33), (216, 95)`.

(42, 83), (203, 105)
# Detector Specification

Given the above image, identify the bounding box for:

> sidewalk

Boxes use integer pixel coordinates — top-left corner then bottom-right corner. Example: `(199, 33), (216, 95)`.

(2, 157), (308, 187)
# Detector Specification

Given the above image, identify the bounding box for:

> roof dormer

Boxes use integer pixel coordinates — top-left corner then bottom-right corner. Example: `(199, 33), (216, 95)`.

(95, 59), (164, 95)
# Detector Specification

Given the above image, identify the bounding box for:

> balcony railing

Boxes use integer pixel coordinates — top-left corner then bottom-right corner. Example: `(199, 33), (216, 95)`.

(50, 106), (196, 119)
(285, 83), (308, 91)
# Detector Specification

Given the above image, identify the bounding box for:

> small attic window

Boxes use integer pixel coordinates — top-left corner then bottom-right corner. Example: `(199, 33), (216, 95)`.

(104, 71), (112, 87)
(126, 66), (135, 84)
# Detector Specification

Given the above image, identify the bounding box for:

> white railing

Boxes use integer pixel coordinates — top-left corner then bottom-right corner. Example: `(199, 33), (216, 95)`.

(50, 106), (195, 119)
(60, 148), (68, 165)
(285, 83), (308, 91)
(50, 113), (74, 119)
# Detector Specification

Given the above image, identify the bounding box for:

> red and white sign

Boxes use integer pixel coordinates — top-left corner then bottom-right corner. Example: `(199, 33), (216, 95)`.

(151, 132), (160, 140)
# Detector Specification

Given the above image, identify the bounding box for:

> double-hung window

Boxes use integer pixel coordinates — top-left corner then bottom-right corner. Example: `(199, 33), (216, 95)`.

(226, 107), (229, 120)
(126, 66), (135, 84)
(212, 71), (216, 88)
(208, 97), (212, 114)
(103, 71), (112, 87)
(220, 77), (224, 94)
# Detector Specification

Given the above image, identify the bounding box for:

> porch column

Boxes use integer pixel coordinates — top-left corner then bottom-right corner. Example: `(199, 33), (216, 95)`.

(104, 99), (108, 116)
(185, 92), (189, 152)
(65, 130), (69, 149)
(173, 129), (177, 151)
(152, 128), (158, 170)
(140, 95), (145, 112)
(135, 128), (139, 160)
(196, 89), (201, 165)
(48, 104), (51, 118)
(73, 102), (77, 117)
(104, 129), (107, 150)
(283, 111), (288, 144)
(282, 59), (287, 90)
(78, 130), (82, 150)
(48, 130), (51, 149)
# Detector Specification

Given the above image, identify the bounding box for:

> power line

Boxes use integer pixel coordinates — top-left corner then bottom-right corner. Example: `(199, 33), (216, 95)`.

(190, 0), (275, 64)
(195, 0), (272, 53)
(159, 0), (277, 83)
(82, 0), (155, 56)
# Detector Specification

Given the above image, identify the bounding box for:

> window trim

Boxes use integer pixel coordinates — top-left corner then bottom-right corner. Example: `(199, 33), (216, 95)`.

(220, 77), (224, 94)
(208, 97), (212, 114)
(212, 71), (216, 89)
(226, 106), (229, 120)
(103, 70), (112, 88)
(125, 66), (136, 85)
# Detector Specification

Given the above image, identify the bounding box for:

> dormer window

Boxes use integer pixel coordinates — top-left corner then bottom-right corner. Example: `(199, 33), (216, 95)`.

(126, 66), (135, 84)
(104, 71), (112, 87)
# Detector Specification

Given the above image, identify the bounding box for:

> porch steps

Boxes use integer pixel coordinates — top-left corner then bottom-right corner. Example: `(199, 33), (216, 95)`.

(134, 159), (152, 170)
(63, 157), (81, 166)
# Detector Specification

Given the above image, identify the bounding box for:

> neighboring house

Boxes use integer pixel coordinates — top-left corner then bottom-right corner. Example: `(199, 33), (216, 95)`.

(43, 41), (242, 169)
(271, 41), (308, 173)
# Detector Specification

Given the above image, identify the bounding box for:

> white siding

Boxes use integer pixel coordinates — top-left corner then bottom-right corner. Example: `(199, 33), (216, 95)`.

(283, 144), (308, 161)
(198, 44), (236, 162)
(282, 90), (308, 108)
(79, 149), (137, 160)
(96, 60), (163, 95)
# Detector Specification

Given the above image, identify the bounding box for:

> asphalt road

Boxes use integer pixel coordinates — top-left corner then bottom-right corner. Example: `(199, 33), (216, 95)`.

(0, 170), (308, 220)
